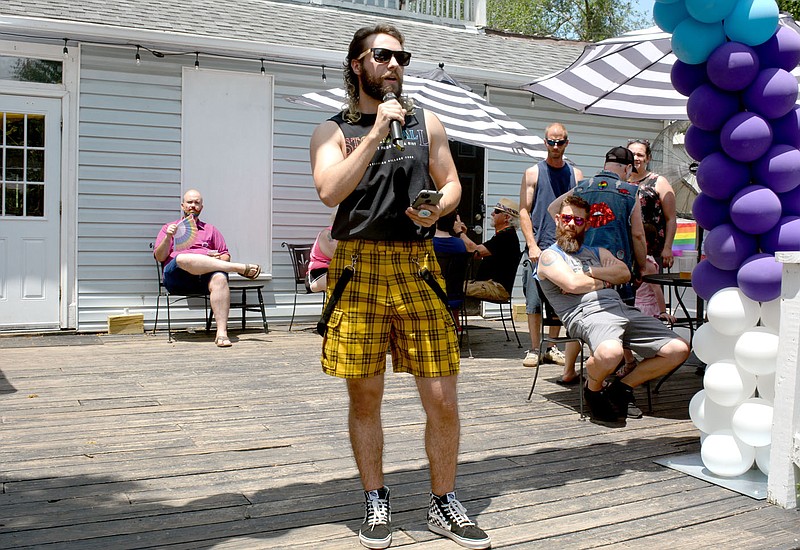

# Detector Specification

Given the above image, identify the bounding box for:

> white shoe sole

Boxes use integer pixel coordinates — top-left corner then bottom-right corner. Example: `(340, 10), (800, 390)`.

(428, 523), (491, 549)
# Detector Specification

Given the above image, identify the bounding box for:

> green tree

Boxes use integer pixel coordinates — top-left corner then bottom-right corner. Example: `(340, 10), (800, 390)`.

(777, 0), (800, 20)
(487, 0), (649, 41)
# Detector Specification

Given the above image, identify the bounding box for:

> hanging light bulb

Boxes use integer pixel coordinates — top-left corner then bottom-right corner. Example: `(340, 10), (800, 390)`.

(135, 45), (141, 65)
(260, 58), (266, 75)
(194, 52), (200, 70)
(321, 64), (327, 83)
(63, 39), (69, 58)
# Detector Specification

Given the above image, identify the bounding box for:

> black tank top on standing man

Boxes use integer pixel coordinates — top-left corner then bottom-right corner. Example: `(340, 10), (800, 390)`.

(329, 109), (436, 242)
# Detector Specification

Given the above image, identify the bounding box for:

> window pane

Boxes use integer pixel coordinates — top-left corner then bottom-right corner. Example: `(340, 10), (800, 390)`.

(6, 113), (24, 146)
(27, 150), (44, 182)
(4, 182), (22, 215)
(26, 184), (44, 216)
(0, 57), (62, 84)
(28, 115), (44, 147)
(5, 148), (23, 181)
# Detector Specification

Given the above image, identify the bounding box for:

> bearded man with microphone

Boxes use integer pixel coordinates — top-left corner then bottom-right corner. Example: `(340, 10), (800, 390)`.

(309, 23), (490, 550)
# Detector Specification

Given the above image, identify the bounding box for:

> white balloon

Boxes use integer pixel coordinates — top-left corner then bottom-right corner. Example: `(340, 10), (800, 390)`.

(759, 298), (781, 332)
(755, 444), (771, 475)
(701, 429), (756, 477)
(732, 398), (773, 447)
(703, 360), (756, 406)
(756, 372), (776, 403)
(735, 327), (779, 376)
(707, 287), (760, 336)
(689, 390), (736, 433)
(692, 322), (738, 364)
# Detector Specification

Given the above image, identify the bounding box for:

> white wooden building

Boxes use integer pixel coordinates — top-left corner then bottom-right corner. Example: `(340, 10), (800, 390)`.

(0, 0), (665, 332)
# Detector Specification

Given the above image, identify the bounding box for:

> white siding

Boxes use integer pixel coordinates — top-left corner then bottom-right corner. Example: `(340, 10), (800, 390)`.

(74, 46), (668, 331)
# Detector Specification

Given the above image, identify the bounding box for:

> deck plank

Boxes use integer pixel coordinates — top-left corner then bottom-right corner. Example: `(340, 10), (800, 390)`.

(0, 322), (797, 549)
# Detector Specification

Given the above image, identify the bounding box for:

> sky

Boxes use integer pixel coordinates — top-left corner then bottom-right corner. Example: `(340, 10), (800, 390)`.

(634, 0), (656, 26)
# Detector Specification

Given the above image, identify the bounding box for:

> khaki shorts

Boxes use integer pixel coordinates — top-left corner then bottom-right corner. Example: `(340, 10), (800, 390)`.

(321, 239), (460, 379)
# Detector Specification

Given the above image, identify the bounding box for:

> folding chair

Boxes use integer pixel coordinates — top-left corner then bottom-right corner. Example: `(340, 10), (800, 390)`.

(527, 279), (587, 418)
(465, 255), (522, 348)
(151, 244), (212, 343)
(281, 242), (313, 331)
(434, 250), (473, 358)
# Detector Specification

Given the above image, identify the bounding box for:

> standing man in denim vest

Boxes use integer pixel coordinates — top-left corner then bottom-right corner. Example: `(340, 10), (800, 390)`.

(309, 23), (490, 550)
(518, 123), (583, 382)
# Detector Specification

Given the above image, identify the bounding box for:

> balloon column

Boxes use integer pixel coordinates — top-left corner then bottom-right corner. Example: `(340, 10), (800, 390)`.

(655, 0), (799, 477)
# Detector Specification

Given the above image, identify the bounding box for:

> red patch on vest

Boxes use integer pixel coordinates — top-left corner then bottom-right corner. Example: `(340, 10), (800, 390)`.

(589, 202), (615, 228)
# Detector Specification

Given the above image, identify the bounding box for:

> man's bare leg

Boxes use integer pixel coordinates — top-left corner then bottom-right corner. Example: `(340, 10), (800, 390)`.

(176, 254), (251, 276)
(347, 375), (386, 491)
(208, 273), (230, 342)
(416, 375), (459, 496)
(620, 339), (690, 388)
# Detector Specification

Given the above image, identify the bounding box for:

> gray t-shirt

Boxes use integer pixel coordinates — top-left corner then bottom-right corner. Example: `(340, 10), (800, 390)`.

(537, 244), (622, 327)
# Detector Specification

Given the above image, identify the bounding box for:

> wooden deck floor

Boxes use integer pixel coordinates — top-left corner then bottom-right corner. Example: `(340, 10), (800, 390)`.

(1, 322), (798, 549)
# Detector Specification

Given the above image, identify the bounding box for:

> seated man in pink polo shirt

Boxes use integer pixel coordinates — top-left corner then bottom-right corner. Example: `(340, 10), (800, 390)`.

(153, 189), (261, 347)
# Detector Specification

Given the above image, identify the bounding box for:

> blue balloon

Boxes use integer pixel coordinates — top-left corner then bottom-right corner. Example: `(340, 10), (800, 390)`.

(673, 18), (727, 64)
(724, 0), (779, 46)
(655, 0), (690, 32)
(686, 0), (737, 23)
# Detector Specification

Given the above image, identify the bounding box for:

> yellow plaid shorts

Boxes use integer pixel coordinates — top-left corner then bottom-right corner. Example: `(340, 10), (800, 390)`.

(320, 239), (460, 379)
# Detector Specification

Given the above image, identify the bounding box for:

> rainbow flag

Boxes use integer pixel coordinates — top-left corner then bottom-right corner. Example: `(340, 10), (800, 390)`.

(672, 220), (696, 257)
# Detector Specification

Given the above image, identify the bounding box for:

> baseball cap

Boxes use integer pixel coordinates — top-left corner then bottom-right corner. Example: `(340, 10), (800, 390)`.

(605, 146), (635, 165)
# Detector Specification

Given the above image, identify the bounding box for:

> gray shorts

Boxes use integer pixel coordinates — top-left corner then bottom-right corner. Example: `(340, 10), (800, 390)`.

(567, 301), (678, 358)
(521, 261), (542, 315)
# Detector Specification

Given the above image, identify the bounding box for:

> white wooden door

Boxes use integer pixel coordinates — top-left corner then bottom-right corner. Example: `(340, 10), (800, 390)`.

(0, 95), (61, 329)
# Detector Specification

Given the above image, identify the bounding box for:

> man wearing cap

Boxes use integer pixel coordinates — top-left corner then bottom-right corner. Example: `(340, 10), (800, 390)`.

(455, 198), (522, 302)
(519, 122), (584, 373)
(548, 146), (648, 409)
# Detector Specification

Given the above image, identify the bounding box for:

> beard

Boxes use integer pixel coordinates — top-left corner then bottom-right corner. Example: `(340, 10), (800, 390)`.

(555, 224), (583, 254)
(359, 69), (402, 102)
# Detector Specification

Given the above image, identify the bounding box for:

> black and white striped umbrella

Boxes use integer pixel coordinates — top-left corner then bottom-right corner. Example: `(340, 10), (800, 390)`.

(286, 74), (547, 159)
(525, 17), (800, 120)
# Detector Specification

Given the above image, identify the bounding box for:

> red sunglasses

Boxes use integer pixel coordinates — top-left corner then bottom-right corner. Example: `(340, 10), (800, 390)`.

(559, 214), (585, 226)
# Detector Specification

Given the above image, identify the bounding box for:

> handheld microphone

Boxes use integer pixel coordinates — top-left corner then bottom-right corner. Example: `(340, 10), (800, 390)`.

(382, 93), (405, 151)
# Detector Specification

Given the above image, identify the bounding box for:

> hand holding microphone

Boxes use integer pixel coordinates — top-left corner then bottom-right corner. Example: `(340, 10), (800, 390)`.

(382, 93), (405, 151)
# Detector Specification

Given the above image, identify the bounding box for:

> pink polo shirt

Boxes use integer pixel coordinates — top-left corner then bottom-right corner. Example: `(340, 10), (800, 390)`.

(155, 217), (229, 265)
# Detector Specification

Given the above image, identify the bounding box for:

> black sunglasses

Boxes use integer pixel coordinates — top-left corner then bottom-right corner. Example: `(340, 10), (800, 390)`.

(357, 47), (412, 67)
(546, 138), (568, 146)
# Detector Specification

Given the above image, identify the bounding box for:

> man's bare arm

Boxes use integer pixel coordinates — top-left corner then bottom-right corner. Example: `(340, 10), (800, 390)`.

(538, 249), (604, 294)
(518, 165), (540, 261)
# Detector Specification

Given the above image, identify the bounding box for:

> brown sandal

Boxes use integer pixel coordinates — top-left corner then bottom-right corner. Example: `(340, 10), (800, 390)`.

(242, 264), (261, 280)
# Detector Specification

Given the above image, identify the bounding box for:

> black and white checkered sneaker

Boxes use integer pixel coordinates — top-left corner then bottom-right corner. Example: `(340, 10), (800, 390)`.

(427, 491), (491, 549)
(359, 486), (391, 549)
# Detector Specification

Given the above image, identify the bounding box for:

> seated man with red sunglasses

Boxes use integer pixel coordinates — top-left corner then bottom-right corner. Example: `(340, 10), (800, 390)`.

(536, 194), (689, 423)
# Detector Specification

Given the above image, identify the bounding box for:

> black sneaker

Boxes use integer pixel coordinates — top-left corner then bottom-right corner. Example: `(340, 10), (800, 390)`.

(605, 378), (643, 419)
(427, 491), (491, 549)
(584, 387), (619, 422)
(359, 486), (391, 549)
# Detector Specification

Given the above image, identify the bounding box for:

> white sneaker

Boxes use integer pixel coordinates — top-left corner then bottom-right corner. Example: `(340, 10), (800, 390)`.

(543, 346), (566, 366)
(522, 350), (539, 368)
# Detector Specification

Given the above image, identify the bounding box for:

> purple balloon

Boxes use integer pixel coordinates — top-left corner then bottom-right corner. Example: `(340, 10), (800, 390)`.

(771, 105), (800, 148)
(691, 258), (739, 300)
(761, 215), (800, 253)
(720, 112), (773, 162)
(738, 253), (782, 302)
(693, 192), (731, 230)
(707, 42), (760, 91)
(685, 125), (721, 160)
(672, 59), (709, 97)
(687, 83), (741, 131)
(730, 185), (782, 234)
(752, 144), (800, 194)
(743, 67), (799, 120)
(704, 223), (759, 270)
(696, 152), (752, 200)
(754, 25), (800, 71)
(778, 185), (800, 216)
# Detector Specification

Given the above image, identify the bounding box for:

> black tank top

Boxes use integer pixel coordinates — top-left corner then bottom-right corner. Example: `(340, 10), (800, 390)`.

(330, 110), (436, 241)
